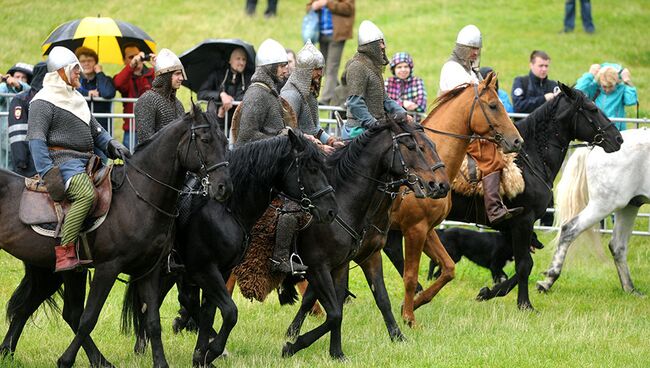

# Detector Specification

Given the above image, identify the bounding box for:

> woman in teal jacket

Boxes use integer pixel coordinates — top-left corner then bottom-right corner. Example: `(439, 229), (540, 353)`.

(575, 63), (637, 131)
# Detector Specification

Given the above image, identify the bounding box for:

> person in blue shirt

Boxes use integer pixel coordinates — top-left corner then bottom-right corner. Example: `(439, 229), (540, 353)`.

(575, 63), (637, 131)
(479, 66), (513, 113)
(75, 46), (116, 131)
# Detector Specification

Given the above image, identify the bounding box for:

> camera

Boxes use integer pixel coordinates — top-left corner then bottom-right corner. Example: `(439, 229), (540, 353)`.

(141, 54), (152, 62)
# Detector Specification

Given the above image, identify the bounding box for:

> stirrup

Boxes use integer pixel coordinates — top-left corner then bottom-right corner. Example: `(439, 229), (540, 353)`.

(289, 253), (307, 275)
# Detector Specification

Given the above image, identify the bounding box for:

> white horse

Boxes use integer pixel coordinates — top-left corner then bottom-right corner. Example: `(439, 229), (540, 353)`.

(537, 128), (650, 295)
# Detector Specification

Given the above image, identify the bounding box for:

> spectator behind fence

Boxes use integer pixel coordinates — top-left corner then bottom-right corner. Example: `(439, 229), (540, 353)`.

(246, 0), (278, 17)
(512, 50), (558, 114)
(286, 49), (296, 75)
(385, 52), (427, 120)
(198, 47), (252, 132)
(1, 62), (33, 170)
(479, 66), (513, 113)
(113, 42), (155, 149)
(8, 62), (46, 177)
(75, 47), (116, 131)
(562, 0), (595, 34)
(576, 63), (637, 131)
(308, 0), (355, 105)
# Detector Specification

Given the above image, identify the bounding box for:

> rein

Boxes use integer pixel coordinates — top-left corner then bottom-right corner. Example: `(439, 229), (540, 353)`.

(423, 84), (504, 144)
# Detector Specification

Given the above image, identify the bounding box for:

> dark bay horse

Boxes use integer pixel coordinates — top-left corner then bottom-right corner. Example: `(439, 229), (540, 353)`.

(280, 118), (450, 360)
(385, 83), (623, 310)
(0, 102), (232, 368)
(124, 130), (339, 367)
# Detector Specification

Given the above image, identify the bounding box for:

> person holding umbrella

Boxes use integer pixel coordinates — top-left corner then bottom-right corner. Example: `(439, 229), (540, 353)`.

(198, 47), (252, 132)
(27, 46), (130, 272)
(134, 48), (186, 144)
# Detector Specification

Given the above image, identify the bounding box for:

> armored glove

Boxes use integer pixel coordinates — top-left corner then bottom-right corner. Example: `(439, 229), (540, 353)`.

(107, 140), (132, 160)
(42, 166), (66, 202)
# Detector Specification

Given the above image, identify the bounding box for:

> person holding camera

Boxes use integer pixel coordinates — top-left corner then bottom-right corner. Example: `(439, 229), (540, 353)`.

(576, 63), (637, 131)
(114, 42), (156, 149)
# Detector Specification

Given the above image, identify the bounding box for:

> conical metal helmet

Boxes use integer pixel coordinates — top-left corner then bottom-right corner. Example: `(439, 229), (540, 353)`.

(154, 48), (186, 78)
(46, 46), (79, 72)
(358, 20), (384, 46)
(456, 24), (482, 48)
(296, 40), (325, 70)
(256, 38), (288, 66)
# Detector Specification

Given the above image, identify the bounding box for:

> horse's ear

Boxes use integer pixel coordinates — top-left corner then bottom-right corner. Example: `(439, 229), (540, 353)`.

(206, 99), (219, 118)
(189, 98), (196, 119)
(483, 70), (495, 88)
(287, 128), (305, 152)
(558, 82), (573, 98)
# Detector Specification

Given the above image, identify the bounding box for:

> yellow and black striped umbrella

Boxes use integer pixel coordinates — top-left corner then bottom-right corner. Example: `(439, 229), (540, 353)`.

(42, 16), (156, 65)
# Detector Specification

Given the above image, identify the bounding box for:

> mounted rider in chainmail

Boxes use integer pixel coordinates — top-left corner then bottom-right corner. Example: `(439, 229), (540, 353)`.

(439, 25), (522, 225)
(342, 20), (408, 139)
(27, 46), (130, 272)
(134, 48), (198, 271)
(235, 39), (309, 275)
(134, 48), (186, 144)
(281, 40), (343, 149)
(235, 38), (291, 146)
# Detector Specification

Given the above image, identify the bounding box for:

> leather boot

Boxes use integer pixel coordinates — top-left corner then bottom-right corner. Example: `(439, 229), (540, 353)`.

(270, 214), (308, 275)
(483, 171), (523, 225)
(54, 243), (81, 272)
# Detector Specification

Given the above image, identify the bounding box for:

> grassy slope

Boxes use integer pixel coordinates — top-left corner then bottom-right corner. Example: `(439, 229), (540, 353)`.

(1, 1), (650, 367)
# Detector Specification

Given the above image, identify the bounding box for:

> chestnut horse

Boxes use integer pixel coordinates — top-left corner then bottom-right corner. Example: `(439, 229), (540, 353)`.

(284, 73), (523, 338)
(373, 73), (522, 327)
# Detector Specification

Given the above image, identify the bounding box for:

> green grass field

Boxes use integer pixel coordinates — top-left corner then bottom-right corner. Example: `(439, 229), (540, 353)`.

(1, 1), (650, 367)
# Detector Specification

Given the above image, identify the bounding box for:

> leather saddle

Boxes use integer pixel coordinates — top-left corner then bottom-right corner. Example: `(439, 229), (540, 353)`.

(19, 156), (114, 226)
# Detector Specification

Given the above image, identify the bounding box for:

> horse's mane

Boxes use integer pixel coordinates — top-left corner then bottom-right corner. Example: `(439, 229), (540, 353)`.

(428, 84), (472, 116)
(228, 133), (324, 202)
(326, 119), (413, 187)
(516, 94), (563, 152)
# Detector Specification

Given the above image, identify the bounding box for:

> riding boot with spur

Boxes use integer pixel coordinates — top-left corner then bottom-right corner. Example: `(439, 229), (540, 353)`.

(54, 242), (81, 272)
(483, 171), (523, 225)
(271, 213), (308, 275)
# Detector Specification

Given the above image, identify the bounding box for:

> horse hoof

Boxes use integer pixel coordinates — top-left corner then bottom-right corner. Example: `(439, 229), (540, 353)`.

(476, 287), (490, 301)
(281, 343), (295, 358)
(390, 330), (407, 342)
(536, 281), (551, 293)
(57, 357), (74, 368)
(518, 302), (536, 312)
(332, 353), (348, 361)
(0, 346), (13, 358)
(630, 289), (646, 298)
(133, 339), (147, 355)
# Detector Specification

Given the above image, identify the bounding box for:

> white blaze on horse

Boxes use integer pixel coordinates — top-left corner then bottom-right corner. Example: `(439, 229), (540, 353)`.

(537, 128), (650, 295)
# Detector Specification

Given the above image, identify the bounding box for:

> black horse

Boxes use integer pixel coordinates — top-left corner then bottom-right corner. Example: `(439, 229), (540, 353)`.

(383, 83), (623, 310)
(0, 102), (232, 368)
(280, 118), (450, 360)
(123, 130), (339, 367)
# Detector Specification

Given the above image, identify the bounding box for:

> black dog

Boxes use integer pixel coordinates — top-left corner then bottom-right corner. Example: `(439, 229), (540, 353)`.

(428, 228), (545, 283)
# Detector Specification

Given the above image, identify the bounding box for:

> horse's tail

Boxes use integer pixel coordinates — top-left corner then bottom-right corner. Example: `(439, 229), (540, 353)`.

(553, 147), (599, 244)
(120, 277), (143, 335)
(277, 276), (299, 306)
(6, 263), (62, 323)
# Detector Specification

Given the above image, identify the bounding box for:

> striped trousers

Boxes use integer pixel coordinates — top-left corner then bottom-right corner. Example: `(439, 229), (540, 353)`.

(60, 173), (96, 245)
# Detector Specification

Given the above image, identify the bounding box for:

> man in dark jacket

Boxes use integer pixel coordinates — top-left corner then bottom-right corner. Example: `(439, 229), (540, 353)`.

(8, 62), (47, 177)
(198, 47), (252, 133)
(512, 50), (559, 113)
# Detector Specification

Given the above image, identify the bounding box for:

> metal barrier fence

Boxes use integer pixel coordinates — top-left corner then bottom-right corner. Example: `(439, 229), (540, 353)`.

(1, 93), (649, 235)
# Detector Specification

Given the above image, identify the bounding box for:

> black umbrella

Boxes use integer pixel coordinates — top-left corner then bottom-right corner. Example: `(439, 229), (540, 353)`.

(179, 39), (256, 92)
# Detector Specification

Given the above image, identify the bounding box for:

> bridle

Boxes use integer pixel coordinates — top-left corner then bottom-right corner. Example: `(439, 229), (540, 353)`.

(569, 95), (615, 147)
(424, 83), (504, 144)
(122, 122), (230, 218)
(275, 153), (334, 213)
(335, 127), (446, 256)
